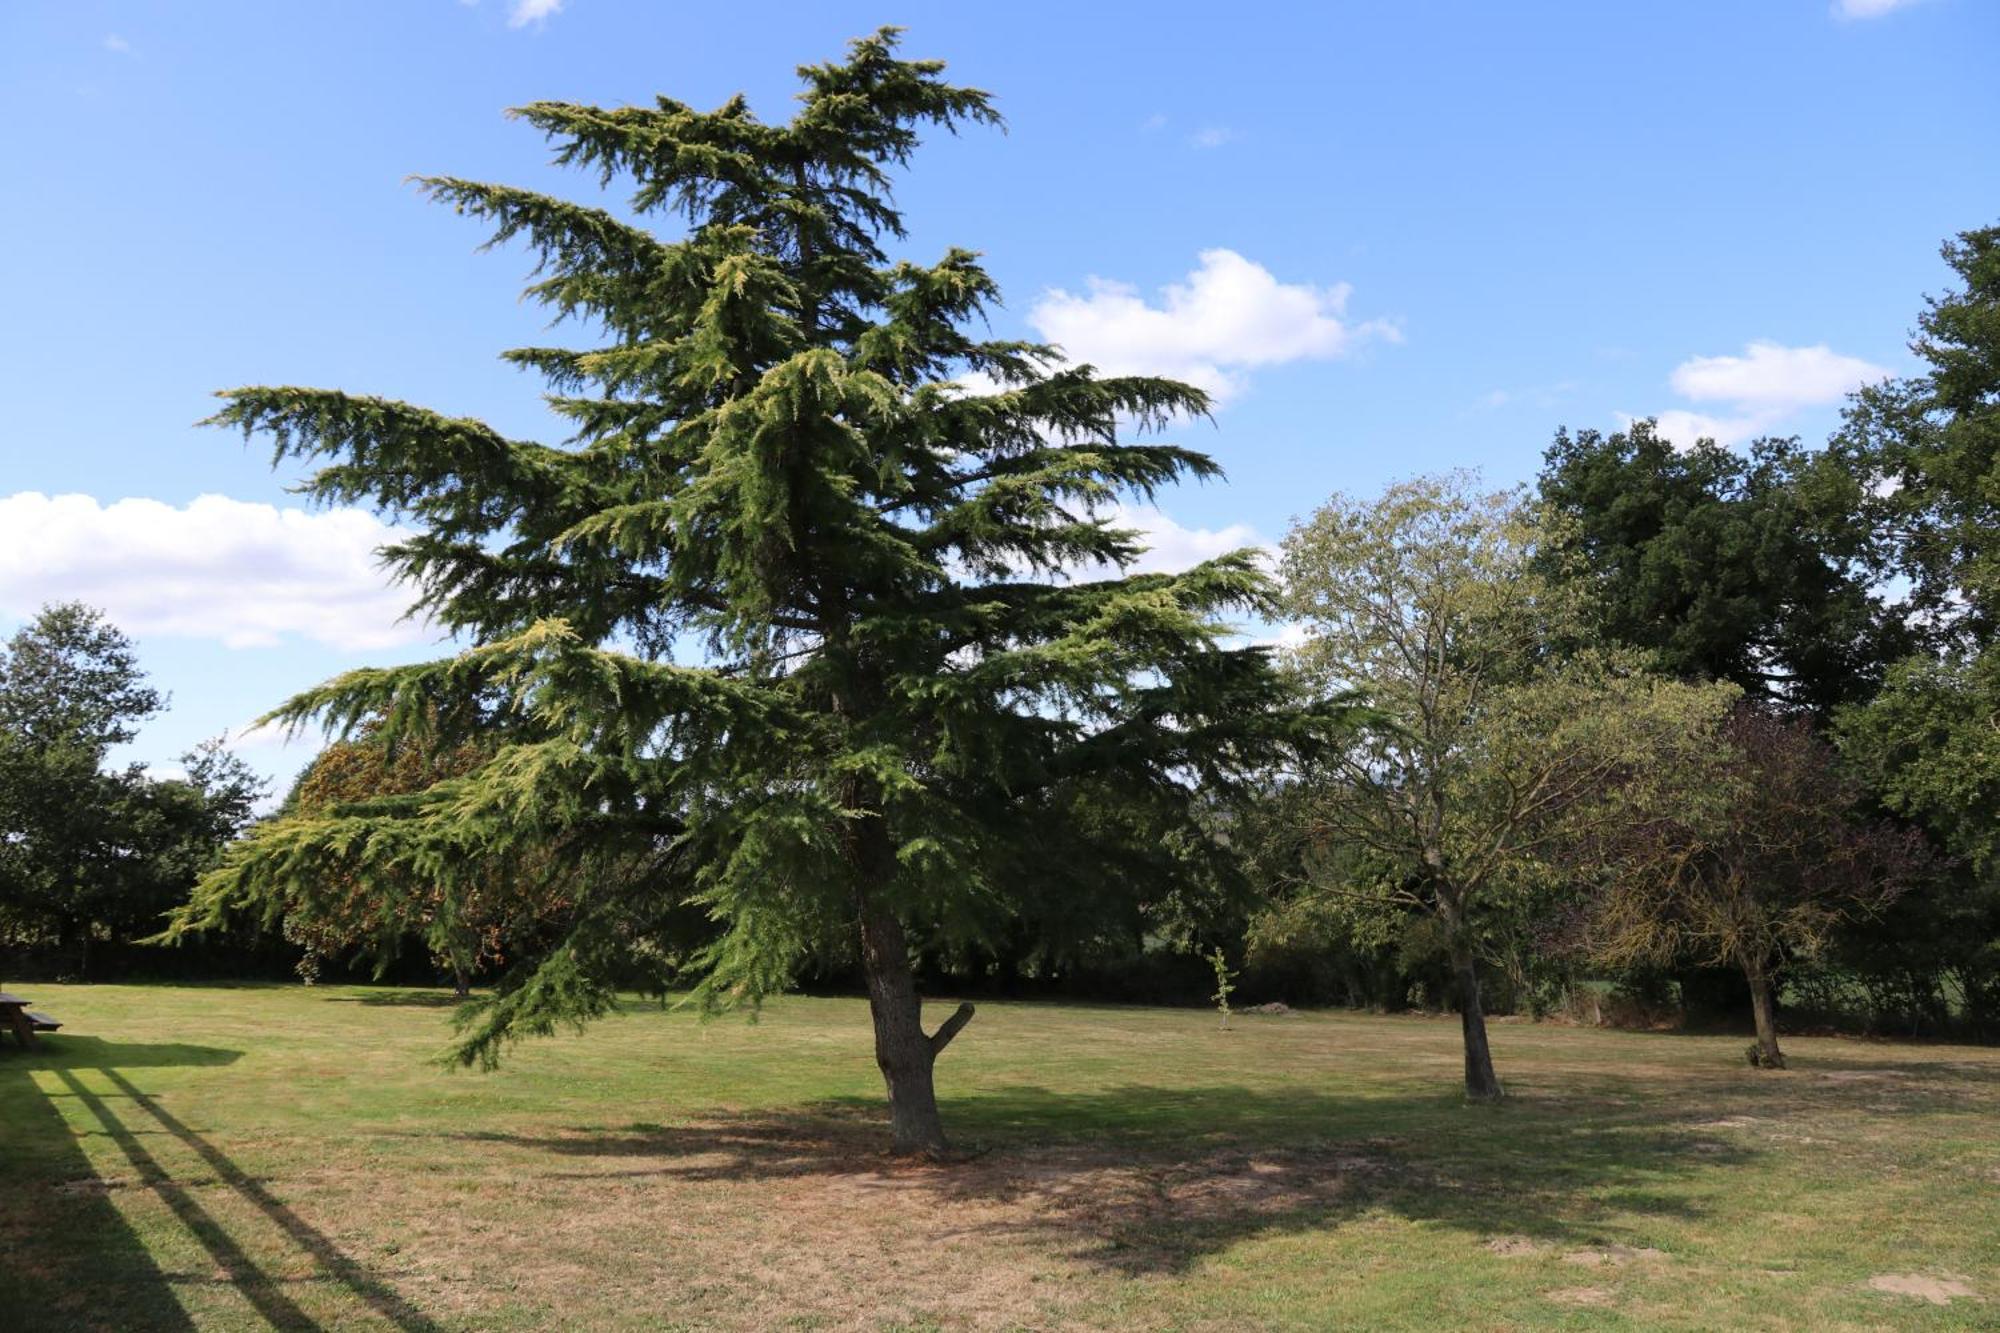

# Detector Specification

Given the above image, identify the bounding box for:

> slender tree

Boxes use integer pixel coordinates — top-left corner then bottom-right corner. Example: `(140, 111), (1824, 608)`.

(1279, 475), (1731, 1099)
(165, 31), (1322, 1154)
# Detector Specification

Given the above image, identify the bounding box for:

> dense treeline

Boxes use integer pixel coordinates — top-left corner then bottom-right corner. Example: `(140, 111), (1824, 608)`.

(11, 34), (1992, 1145)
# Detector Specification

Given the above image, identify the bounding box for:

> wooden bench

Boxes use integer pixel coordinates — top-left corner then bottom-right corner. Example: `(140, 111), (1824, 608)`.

(0, 993), (58, 1049)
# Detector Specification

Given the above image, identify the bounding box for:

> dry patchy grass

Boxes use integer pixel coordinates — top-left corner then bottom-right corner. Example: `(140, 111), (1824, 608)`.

(2, 984), (1997, 1330)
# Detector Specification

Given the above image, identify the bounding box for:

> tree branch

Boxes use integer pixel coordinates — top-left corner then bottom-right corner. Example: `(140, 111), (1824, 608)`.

(928, 1001), (975, 1056)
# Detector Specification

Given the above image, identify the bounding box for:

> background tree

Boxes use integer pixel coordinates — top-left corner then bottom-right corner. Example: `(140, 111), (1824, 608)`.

(1829, 223), (2000, 1040)
(277, 721), (573, 994)
(166, 31), (1325, 1154)
(1837, 224), (2000, 646)
(1536, 420), (1899, 717)
(1836, 650), (2000, 1037)
(1583, 708), (1925, 1068)
(0, 604), (261, 974)
(1278, 474), (1733, 1098)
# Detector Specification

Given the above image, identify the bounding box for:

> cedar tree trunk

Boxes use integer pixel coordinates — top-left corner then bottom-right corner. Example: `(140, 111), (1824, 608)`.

(857, 894), (974, 1155)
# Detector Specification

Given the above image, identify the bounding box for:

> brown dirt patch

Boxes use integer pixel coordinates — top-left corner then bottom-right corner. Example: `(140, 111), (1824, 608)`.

(1562, 1244), (1670, 1267)
(1548, 1286), (1614, 1306)
(1485, 1236), (1545, 1258)
(1868, 1273), (1976, 1306)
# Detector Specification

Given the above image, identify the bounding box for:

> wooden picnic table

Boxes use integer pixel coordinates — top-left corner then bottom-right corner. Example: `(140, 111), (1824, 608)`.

(0, 992), (59, 1050)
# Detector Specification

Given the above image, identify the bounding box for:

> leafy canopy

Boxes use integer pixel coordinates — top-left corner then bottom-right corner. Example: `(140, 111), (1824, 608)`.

(1279, 474), (1735, 933)
(1536, 420), (1898, 716)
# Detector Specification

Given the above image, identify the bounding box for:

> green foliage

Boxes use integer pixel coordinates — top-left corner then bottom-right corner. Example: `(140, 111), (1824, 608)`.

(1835, 223), (2000, 644)
(0, 605), (262, 972)
(1278, 473), (1735, 944)
(1583, 708), (1927, 979)
(1537, 421), (1900, 716)
(0, 601), (162, 752)
(1275, 474), (1734, 1091)
(165, 31), (1333, 1084)
(1839, 649), (2000, 873)
(1826, 223), (2000, 1041)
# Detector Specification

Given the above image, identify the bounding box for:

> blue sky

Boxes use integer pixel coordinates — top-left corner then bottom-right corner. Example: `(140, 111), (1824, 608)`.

(2, 0), (1995, 793)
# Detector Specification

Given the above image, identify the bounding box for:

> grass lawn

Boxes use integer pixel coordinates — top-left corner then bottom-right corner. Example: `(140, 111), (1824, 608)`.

(1, 984), (1996, 1330)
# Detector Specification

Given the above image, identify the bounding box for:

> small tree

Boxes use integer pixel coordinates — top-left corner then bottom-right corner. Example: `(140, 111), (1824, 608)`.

(1583, 708), (1926, 1068)
(165, 31), (1324, 1154)
(279, 722), (571, 995)
(1279, 474), (1733, 1099)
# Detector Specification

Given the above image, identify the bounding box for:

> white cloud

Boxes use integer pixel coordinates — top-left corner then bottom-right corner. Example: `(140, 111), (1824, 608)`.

(1109, 503), (1270, 576)
(1625, 340), (1890, 449)
(1189, 126), (1235, 149)
(1833, 0), (1923, 18)
(0, 493), (429, 651)
(1628, 409), (1768, 451)
(102, 34), (132, 54)
(1028, 249), (1397, 404)
(507, 0), (564, 27)
(1668, 341), (1888, 411)
(1140, 113), (1168, 133)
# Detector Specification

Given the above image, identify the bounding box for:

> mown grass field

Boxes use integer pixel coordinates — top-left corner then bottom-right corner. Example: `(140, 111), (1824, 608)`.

(1, 983), (1996, 1330)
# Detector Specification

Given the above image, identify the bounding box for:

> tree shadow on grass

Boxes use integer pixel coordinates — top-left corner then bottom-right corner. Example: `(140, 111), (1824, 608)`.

(3, 1038), (240, 1331)
(318, 989), (469, 1009)
(4, 1036), (442, 1332)
(444, 1080), (1779, 1277)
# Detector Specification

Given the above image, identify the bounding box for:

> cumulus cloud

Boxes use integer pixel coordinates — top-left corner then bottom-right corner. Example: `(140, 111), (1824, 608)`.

(0, 493), (428, 651)
(507, 0), (564, 27)
(1833, 0), (1923, 18)
(1028, 249), (1396, 404)
(1626, 340), (1890, 449)
(1669, 341), (1888, 412)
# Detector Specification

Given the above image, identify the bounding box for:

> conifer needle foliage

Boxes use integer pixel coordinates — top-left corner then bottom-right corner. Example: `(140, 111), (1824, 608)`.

(165, 30), (1332, 1152)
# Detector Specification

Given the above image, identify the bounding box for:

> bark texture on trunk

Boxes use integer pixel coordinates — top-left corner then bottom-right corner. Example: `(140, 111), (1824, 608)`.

(1745, 963), (1786, 1069)
(857, 895), (973, 1155)
(1451, 939), (1504, 1101)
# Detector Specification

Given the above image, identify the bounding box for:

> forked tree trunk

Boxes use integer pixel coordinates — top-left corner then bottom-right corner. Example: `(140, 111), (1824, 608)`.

(857, 895), (974, 1156)
(1451, 938), (1504, 1101)
(1744, 961), (1786, 1069)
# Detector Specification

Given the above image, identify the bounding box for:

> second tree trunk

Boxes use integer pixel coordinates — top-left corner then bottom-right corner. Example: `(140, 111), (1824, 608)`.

(1452, 939), (1504, 1100)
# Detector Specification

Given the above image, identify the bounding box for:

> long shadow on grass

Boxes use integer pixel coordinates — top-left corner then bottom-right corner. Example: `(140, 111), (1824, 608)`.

(12, 1036), (442, 1332)
(447, 1080), (1780, 1277)
(318, 990), (468, 1008)
(1, 1038), (230, 1331)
